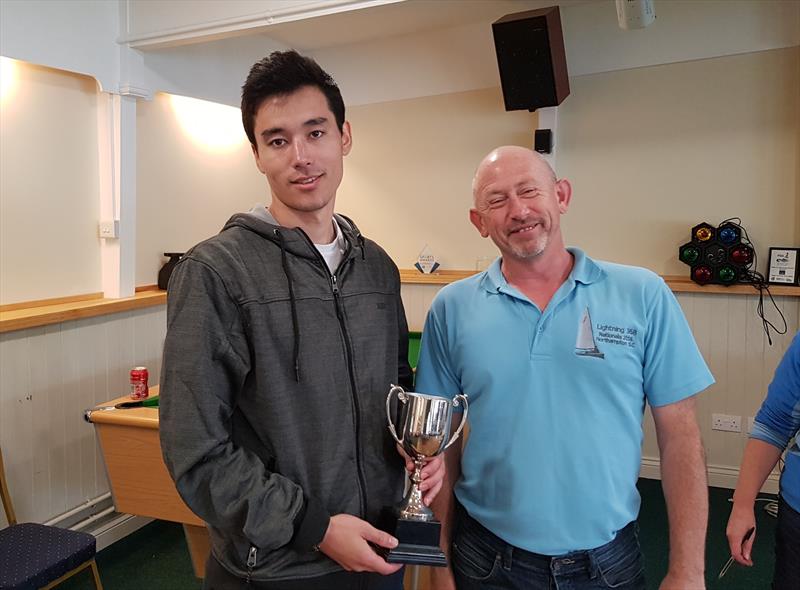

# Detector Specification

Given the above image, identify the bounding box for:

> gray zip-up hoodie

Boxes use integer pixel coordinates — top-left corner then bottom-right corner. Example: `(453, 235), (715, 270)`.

(159, 211), (412, 582)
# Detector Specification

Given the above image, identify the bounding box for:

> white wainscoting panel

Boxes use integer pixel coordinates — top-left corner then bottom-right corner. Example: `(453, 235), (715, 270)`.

(0, 305), (167, 526)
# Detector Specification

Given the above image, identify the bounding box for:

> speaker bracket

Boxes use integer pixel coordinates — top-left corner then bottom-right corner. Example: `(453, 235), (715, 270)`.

(535, 106), (558, 171)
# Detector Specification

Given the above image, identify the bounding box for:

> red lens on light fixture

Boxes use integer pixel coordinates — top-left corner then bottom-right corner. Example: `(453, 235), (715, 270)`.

(693, 265), (713, 284)
(731, 245), (753, 265)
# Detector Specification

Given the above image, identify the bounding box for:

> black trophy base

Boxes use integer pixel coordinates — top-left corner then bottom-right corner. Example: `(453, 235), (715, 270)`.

(380, 513), (447, 567)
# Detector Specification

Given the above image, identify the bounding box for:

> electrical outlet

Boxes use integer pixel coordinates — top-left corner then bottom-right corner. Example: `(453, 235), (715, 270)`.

(712, 413), (742, 433)
(98, 220), (119, 239)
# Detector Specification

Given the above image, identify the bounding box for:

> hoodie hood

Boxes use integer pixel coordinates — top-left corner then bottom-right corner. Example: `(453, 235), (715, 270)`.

(219, 207), (366, 382)
(221, 206), (365, 261)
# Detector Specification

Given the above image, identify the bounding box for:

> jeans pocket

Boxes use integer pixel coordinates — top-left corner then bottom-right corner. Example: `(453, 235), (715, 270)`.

(595, 539), (645, 589)
(452, 536), (500, 582)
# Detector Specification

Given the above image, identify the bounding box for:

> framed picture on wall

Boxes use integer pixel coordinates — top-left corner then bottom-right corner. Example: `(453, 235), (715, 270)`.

(767, 247), (799, 285)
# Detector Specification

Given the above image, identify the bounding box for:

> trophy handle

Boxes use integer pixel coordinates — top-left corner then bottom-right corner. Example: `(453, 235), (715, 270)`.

(386, 384), (406, 445)
(443, 394), (469, 450)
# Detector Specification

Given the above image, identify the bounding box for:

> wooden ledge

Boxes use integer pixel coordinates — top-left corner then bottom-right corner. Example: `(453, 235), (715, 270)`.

(662, 275), (800, 296)
(0, 288), (166, 334)
(399, 269), (476, 284)
(2, 272), (797, 334)
(400, 269), (800, 296)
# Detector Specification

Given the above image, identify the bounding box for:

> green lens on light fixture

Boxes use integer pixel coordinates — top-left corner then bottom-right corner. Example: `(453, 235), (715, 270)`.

(718, 265), (736, 283)
(680, 246), (700, 264)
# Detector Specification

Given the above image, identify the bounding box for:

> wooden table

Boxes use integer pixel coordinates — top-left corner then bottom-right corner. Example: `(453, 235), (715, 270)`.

(88, 387), (431, 589)
(87, 386), (210, 577)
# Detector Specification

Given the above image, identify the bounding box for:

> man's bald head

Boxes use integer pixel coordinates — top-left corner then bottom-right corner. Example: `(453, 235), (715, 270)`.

(472, 146), (556, 204)
(468, 144), (571, 263)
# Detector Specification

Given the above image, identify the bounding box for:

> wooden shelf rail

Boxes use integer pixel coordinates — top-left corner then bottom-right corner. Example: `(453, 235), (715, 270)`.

(2, 273), (797, 334)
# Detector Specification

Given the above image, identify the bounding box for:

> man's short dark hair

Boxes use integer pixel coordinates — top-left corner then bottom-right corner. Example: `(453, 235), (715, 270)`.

(241, 50), (345, 149)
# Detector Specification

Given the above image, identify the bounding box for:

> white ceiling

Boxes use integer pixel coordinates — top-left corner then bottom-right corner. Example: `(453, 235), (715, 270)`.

(131, 0), (585, 52)
(256, 0), (582, 51)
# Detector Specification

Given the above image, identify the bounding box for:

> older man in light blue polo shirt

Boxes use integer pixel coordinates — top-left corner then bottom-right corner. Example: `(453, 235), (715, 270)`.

(416, 146), (714, 590)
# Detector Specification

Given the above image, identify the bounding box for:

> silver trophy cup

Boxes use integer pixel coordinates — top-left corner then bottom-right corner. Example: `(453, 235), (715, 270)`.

(386, 384), (469, 521)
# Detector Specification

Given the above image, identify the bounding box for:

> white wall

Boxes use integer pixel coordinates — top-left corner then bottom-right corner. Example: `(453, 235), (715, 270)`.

(132, 47), (798, 284)
(338, 87), (534, 271)
(4, 0), (798, 290)
(135, 92), (265, 285)
(558, 47), (799, 276)
(561, 0), (800, 77)
(0, 62), (102, 304)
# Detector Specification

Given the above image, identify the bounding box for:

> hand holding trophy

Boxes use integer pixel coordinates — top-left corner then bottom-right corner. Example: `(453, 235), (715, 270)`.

(384, 384), (469, 566)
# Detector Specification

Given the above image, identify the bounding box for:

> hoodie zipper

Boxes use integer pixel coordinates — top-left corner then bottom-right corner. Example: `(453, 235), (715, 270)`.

(295, 229), (368, 519)
(245, 546), (257, 584)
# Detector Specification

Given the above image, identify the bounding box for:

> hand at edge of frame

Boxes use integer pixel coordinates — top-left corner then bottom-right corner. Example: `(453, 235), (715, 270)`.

(726, 502), (756, 566)
(397, 444), (446, 505)
(317, 514), (403, 576)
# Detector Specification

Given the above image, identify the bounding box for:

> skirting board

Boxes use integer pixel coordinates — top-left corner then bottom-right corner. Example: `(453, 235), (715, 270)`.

(92, 513), (153, 552)
(640, 456), (780, 495)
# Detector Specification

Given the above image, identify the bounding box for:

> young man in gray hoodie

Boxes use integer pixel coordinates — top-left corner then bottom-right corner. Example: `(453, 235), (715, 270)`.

(160, 50), (444, 590)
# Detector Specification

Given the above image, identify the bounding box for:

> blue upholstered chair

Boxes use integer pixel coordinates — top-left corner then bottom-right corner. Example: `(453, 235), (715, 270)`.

(0, 448), (102, 590)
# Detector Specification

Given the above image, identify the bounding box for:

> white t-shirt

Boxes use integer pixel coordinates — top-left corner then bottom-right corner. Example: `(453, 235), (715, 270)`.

(246, 205), (346, 274)
(314, 219), (346, 273)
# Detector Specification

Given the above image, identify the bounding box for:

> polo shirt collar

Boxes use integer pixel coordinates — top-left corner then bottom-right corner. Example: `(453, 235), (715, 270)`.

(482, 247), (605, 294)
(569, 247), (605, 285)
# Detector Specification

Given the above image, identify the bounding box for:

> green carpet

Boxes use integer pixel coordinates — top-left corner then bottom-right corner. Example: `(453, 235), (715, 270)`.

(58, 518), (199, 590)
(57, 479), (777, 590)
(637, 479), (777, 590)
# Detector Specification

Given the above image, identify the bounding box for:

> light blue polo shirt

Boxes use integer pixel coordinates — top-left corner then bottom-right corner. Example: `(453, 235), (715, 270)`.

(415, 249), (714, 555)
(751, 331), (800, 513)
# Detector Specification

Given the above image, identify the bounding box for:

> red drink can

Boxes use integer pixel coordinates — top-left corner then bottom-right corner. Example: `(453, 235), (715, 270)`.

(130, 366), (149, 400)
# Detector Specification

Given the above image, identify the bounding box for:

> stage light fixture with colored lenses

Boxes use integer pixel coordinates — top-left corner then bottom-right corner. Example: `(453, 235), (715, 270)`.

(679, 220), (754, 286)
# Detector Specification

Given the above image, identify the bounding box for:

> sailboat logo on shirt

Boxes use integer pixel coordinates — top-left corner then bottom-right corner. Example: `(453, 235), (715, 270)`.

(575, 307), (605, 359)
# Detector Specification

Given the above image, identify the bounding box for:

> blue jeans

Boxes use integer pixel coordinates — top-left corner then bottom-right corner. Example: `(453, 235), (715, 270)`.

(451, 504), (645, 590)
(774, 496), (800, 590)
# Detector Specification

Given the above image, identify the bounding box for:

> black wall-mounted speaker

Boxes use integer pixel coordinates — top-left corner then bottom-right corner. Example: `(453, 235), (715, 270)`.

(534, 129), (553, 153)
(492, 6), (570, 112)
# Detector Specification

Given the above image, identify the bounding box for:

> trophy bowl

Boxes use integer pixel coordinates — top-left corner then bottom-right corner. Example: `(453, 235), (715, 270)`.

(383, 384), (468, 565)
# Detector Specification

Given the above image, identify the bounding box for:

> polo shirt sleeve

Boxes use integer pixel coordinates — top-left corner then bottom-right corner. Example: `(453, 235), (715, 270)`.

(415, 294), (461, 397)
(751, 332), (800, 450)
(642, 278), (715, 407)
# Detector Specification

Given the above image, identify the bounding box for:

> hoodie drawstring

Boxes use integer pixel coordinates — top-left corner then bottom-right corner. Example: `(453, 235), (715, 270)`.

(276, 230), (301, 382)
